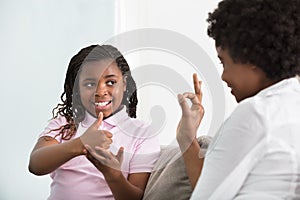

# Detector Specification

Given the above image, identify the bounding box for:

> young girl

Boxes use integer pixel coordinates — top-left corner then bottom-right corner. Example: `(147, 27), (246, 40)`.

(176, 0), (300, 199)
(29, 44), (160, 200)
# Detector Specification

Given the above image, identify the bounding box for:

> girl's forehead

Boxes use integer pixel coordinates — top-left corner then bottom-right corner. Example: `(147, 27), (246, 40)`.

(80, 60), (122, 78)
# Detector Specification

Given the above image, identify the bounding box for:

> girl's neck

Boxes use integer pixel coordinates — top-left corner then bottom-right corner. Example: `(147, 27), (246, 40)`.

(103, 105), (125, 120)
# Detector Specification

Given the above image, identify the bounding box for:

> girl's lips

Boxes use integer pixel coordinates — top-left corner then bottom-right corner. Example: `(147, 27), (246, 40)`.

(95, 100), (112, 110)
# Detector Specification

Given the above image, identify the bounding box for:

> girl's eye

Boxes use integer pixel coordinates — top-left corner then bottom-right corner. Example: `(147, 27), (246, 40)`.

(107, 80), (117, 86)
(85, 83), (96, 88)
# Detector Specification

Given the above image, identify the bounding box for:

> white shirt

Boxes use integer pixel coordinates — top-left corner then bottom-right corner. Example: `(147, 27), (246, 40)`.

(191, 77), (300, 200)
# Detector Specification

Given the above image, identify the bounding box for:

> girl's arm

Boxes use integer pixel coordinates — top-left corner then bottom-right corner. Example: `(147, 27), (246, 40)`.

(106, 172), (149, 200)
(29, 113), (112, 175)
(28, 136), (84, 175)
(176, 73), (205, 188)
(85, 145), (149, 200)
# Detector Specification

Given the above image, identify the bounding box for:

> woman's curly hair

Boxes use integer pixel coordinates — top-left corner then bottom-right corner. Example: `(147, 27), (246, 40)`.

(207, 0), (300, 81)
(51, 44), (138, 140)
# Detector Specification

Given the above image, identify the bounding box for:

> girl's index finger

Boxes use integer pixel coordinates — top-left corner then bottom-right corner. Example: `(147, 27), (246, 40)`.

(193, 73), (203, 103)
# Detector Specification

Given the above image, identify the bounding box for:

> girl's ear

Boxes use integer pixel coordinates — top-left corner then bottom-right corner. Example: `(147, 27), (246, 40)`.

(123, 75), (127, 92)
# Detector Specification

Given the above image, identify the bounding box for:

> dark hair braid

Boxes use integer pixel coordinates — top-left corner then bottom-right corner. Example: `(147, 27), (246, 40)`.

(51, 44), (137, 140)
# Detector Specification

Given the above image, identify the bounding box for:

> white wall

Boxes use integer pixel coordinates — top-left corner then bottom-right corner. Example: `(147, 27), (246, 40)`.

(115, 0), (237, 145)
(0, 0), (237, 199)
(0, 0), (115, 199)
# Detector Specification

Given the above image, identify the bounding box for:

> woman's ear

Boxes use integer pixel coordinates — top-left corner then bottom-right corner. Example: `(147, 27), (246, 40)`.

(250, 64), (259, 70)
(247, 64), (260, 74)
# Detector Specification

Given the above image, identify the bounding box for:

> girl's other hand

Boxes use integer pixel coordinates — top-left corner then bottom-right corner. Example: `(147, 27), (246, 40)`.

(176, 73), (205, 151)
(85, 144), (124, 179)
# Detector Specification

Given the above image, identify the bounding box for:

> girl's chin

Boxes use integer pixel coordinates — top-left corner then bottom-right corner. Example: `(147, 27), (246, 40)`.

(95, 110), (112, 118)
(94, 105), (123, 119)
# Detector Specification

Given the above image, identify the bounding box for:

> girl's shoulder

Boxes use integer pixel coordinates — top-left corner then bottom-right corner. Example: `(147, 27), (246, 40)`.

(119, 115), (151, 132)
(109, 108), (150, 128)
(39, 115), (70, 142)
(115, 115), (156, 138)
(47, 115), (69, 128)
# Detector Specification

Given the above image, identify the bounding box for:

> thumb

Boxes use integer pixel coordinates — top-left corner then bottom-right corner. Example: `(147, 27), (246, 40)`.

(92, 112), (103, 129)
(116, 147), (124, 164)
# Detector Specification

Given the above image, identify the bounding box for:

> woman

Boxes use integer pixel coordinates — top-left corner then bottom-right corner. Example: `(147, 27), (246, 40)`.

(177, 0), (300, 199)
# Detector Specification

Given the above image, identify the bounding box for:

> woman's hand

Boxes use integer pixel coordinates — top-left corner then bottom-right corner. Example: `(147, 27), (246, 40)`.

(80, 112), (113, 151)
(85, 145), (124, 180)
(177, 73), (205, 151)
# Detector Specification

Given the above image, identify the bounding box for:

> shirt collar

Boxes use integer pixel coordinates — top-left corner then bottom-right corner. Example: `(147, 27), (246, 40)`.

(257, 76), (300, 97)
(81, 107), (129, 128)
(104, 106), (129, 126)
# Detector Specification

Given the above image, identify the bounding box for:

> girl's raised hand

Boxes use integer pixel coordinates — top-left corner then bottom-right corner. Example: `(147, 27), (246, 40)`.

(80, 112), (113, 152)
(176, 73), (205, 150)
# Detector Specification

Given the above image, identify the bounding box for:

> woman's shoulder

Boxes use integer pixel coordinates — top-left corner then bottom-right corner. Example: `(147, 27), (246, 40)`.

(232, 97), (264, 117)
(226, 97), (268, 132)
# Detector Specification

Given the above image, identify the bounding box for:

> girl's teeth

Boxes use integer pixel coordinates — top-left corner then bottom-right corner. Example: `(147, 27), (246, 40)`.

(96, 101), (110, 106)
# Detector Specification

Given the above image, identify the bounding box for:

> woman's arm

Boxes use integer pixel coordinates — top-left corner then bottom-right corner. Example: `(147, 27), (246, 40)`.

(176, 73), (205, 188)
(181, 138), (204, 189)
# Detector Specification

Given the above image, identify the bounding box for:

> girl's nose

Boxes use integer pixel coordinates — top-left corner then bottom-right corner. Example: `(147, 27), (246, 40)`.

(95, 84), (108, 96)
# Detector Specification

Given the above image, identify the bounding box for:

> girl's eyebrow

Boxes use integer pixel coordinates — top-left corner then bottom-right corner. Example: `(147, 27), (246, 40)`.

(83, 78), (97, 81)
(82, 74), (120, 81)
(103, 74), (119, 79)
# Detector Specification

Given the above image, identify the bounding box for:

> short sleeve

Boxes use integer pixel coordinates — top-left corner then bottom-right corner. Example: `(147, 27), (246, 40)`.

(39, 116), (68, 143)
(129, 134), (161, 173)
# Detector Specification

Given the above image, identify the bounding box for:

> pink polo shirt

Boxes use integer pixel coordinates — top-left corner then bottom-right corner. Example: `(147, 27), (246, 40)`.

(39, 107), (161, 200)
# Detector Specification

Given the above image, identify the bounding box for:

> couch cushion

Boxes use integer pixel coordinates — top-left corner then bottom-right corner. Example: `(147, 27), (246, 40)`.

(142, 136), (212, 200)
